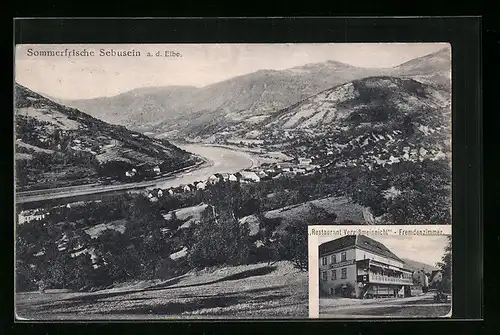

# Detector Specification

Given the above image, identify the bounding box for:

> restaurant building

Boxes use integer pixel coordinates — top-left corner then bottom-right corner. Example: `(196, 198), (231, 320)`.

(319, 235), (414, 299)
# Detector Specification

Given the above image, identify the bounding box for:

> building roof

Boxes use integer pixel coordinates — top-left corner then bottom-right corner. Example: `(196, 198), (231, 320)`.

(319, 235), (403, 263)
(240, 171), (260, 179)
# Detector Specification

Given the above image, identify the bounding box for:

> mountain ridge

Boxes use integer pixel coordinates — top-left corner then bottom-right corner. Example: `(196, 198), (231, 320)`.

(56, 48), (449, 138)
(14, 83), (201, 191)
(402, 258), (439, 274)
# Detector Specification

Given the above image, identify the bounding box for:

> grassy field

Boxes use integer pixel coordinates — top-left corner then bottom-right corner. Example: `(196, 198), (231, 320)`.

(16, 261), (308, 320)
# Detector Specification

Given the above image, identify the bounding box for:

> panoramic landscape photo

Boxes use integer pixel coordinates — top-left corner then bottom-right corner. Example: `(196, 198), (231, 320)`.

(14, 43), (451, 319)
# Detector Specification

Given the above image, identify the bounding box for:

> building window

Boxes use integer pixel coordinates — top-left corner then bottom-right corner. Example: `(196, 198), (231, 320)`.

(321, 257), (327, 266)
(322, 271), (327, 281)
(341, 252), (347, 262)
(331, 254), (336, 264)
(330, 288), (334, 295)
(341, 268), (347, 279)
(331, 269), (337, 280)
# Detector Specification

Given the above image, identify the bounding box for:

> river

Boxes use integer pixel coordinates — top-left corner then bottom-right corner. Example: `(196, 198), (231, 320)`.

(17, 144), (260, 208)
(154, 144), (259, 190)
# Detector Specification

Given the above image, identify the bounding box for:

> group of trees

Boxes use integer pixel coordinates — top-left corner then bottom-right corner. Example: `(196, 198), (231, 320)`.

(318, 158), (451, 224)
(436, 235), (452, 293)
(16, 151), (451, 293)
(15, 193), (181, 292)
(16, 176), (316, 293)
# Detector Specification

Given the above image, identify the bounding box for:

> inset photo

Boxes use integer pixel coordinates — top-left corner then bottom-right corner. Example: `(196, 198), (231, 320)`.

(308, 225), (452, 318)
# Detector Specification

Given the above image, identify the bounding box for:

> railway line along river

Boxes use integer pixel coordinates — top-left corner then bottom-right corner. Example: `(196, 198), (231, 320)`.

(16, 144), (259, 206)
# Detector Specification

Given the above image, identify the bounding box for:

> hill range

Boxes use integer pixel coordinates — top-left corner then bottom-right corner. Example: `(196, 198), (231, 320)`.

(55, 48), (451, 141)
(15, 84), (201, 191)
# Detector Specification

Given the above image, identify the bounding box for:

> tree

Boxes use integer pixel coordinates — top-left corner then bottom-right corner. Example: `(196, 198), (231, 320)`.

(436, 235), (452, 293)
(279, 220), (308, 271)
(45, 248), (73, 289)
(15, 260), (38, 292)
(187, 204), (250, 268)
(70, 253), (95, 290)
(309, 203), (337, 225)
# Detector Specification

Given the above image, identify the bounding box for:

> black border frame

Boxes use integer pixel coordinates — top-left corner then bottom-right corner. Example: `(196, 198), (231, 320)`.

(10, 17), (483, 331)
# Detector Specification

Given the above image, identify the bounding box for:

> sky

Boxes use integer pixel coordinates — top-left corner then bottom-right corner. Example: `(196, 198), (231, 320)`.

(319, 234), (450, 267)
(15, 43), (449, 100)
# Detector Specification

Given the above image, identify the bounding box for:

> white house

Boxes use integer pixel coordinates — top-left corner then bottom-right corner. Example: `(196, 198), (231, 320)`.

(168, 189), (174, 196)
(153, 166), (161, 174)
(298, 158), (313, 165)
(239, 171), (260, 183)
(277, 162), (294, 170)
(196, 182), (207, 190)
(228, 174), (238, 182)
(170, 247), (188, 260)
(258, 171), (268, 178)
(319, 235), (413, 299)
(432, 151), (446, 161)
(183, 185), (191, 192)
(208, 174), (220, 185)
(389, 155), (400, 164)
(157, 189), (163, 197)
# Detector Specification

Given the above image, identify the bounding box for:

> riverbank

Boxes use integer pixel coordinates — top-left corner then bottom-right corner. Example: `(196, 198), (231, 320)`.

(16, 144), (261, 207)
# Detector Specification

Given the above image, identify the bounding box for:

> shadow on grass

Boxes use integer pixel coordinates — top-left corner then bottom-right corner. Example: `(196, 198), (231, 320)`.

(133, 265), (278, 295)
(159, 265), (278, 291)
(106, 292), (288, 315)
(27, 265), (279, 308)
(172, 284), (287, 300)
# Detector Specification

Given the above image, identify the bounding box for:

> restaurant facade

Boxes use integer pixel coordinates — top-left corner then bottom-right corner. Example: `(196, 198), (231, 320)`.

(319, 235), (415, 299)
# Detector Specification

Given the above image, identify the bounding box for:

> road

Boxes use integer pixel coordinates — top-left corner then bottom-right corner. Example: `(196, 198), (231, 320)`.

(15, 144), (259, 205)
(319, 292), (452, 318)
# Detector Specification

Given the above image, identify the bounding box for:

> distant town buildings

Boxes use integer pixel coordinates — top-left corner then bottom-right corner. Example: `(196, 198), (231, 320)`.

(298, 157), (313, 165)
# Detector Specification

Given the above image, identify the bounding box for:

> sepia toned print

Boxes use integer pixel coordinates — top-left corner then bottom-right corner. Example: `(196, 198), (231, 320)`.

(14, 43), (451, 320)
(308, 225), (452, 318)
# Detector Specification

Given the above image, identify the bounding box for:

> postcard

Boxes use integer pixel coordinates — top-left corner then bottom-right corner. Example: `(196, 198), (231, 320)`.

(14, 43), (451, 320)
